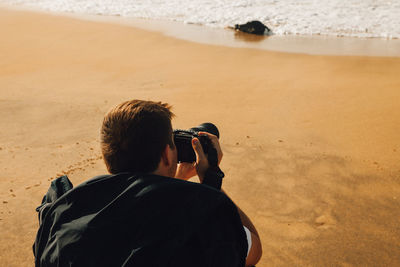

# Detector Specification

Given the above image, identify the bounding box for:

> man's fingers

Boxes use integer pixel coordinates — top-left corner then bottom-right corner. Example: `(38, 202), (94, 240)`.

(192, 137), (209, 180)
(192, 137), (205, 161)
(197, 132), (223, 164)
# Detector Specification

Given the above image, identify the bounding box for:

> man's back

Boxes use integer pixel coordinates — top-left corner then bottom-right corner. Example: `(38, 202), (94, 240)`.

(34, 173), (248, 266)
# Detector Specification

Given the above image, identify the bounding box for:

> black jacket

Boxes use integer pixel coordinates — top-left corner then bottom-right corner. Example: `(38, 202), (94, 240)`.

(33, 173), (248, 266)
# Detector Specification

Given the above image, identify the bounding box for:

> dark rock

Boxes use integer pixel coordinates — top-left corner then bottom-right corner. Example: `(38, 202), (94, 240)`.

(234, 20), (271, 35)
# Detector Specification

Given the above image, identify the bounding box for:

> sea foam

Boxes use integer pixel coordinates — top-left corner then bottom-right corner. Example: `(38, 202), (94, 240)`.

(1, 0), (399, 39)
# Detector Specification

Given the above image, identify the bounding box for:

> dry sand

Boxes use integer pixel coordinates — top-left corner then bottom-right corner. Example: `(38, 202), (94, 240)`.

(1, 7), (400, 267)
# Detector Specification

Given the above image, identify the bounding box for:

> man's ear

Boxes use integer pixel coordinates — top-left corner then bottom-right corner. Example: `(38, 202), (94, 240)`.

(160, 144), (171, 167)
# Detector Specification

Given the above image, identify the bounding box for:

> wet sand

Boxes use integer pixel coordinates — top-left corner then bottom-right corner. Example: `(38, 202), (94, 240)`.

(0, 7), (400, 266)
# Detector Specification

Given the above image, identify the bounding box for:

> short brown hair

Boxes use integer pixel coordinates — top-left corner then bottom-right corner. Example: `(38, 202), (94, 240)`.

(101, 100), (174, 174)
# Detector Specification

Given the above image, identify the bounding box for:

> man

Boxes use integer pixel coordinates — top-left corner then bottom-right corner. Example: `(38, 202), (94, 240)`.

(34, 100), (262, 266)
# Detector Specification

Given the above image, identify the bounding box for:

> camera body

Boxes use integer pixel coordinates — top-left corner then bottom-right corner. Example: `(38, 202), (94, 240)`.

(173, 123), (219, 163)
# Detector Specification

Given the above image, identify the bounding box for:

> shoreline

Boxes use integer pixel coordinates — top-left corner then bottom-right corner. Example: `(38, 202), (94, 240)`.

(1, 3), (400, 57)
(85, 16), (400, 57)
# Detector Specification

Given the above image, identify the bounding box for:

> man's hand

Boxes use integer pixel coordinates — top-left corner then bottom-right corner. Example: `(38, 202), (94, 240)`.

(192, 132), (223, 183)
(175, 162), (197, 181)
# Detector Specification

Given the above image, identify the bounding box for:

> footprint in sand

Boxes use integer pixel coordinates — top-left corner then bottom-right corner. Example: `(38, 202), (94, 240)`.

(315, 213), (337, 229)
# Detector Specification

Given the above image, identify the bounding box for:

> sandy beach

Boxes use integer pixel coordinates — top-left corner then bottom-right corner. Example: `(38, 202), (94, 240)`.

(1, 7), (400, 266)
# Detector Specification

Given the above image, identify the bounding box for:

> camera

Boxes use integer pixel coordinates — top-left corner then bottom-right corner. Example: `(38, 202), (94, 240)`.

(173, 123), (220, 163)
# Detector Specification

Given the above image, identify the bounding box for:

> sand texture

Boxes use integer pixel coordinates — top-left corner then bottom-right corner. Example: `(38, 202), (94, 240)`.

(1, 8), (400, 267)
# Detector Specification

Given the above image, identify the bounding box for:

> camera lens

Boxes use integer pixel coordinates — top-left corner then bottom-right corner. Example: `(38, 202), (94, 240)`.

(189, 123), (220, 138)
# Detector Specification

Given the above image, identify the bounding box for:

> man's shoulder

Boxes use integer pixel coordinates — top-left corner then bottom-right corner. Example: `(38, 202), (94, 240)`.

(72, 172), (226, 203)
(130, 173), (229, 203)
(83, 172), (223, 192)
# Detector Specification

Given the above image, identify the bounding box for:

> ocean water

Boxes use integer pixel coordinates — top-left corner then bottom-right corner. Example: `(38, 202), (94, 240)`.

(1, 0), (399, 39)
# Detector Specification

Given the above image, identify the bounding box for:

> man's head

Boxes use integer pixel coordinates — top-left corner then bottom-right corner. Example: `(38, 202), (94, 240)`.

(101, 100), (176, 175)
